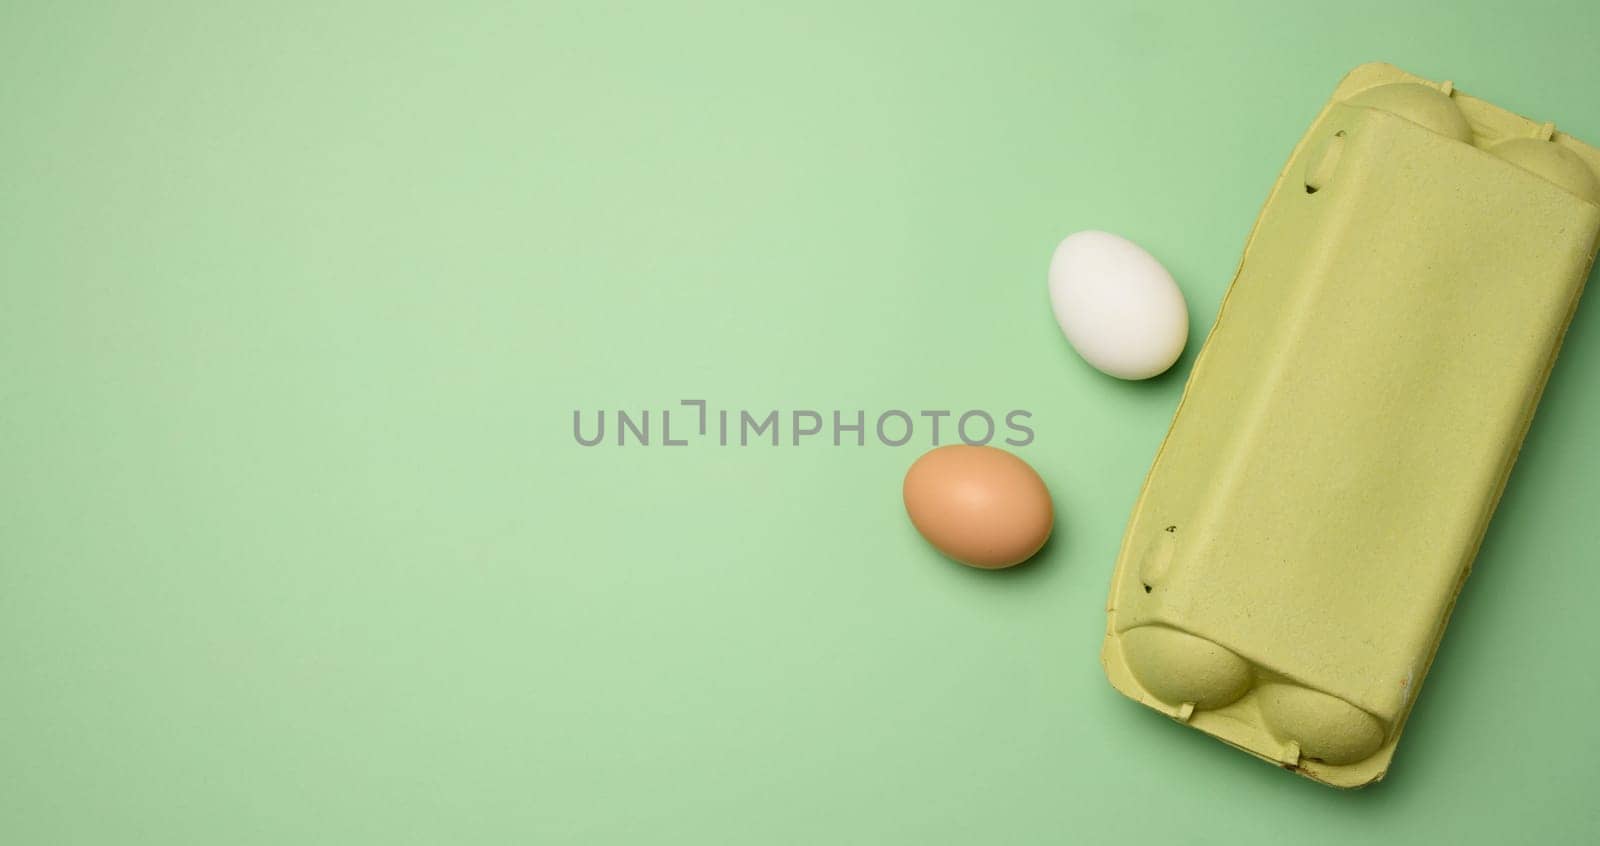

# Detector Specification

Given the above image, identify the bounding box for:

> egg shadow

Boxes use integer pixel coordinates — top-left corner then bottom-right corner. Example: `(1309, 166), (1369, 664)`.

(933, 511), (1063, 586)
(1043, 302), (1199, 392)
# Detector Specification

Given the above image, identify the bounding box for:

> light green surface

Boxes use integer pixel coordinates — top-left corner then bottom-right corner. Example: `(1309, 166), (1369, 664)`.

(4, 2), (1599, 843)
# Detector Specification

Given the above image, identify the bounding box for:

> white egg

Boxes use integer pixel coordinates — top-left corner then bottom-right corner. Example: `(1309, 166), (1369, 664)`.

(1047, 230), (1188, 380)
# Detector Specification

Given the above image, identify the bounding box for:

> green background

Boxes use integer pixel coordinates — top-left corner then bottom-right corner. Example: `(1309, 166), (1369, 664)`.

(4, 1), (1599, 843)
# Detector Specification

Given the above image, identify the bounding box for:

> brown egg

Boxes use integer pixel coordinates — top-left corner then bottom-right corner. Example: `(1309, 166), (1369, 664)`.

(903, 445), (1053, 569)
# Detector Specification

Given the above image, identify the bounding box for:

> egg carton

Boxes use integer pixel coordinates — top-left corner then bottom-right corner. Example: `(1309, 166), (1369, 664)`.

(1101, 62), (1600, 788)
